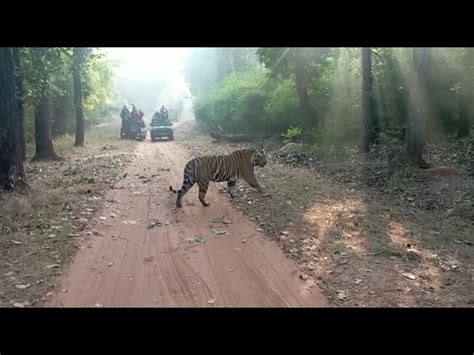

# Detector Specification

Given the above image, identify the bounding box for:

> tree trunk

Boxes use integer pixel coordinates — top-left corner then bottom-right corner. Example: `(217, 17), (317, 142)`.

(361, 47), (377, 153)
(52, 96), (68, 138)
(12, 48), (27, 161)
(73, 47), (85, 147)
(457, 48), (473, 139)
(457, 94), (470, 138)
(405, 48), (432, 168)
(0, 48), (28, 190)
(33, 94), (59, 161)
(31, 48), (60, 161)
(294, 48), (317, 131)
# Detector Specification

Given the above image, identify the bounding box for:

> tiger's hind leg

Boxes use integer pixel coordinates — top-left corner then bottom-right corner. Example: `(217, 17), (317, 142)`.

(197, 181), (210, 206)
(227, 179), (237, 198)
(176, 176), (195, 208)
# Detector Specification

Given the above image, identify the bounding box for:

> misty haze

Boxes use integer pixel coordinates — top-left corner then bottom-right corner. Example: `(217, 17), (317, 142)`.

(0, 47), (473, 309)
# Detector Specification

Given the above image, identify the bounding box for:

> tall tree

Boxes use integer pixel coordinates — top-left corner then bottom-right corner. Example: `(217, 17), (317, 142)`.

(12, 48), (27, 161)
(30, 48), (61, 161)
(73, 47), (86, 146)
(405, 47), (432, 167)
(258, 47), (325, 131)
(0, 48), (28, 190)
(294, 48), (318, 130)
(361, 47), (377, 152)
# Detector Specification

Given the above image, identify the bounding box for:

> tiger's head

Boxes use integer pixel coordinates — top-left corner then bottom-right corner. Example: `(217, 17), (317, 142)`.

(252, 146), (268, 168)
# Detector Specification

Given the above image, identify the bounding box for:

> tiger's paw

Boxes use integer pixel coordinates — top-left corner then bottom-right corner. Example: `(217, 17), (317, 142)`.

(200, 199), (211, 207)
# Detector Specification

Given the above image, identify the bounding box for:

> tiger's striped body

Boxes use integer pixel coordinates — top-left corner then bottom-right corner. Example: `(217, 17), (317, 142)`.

(170, 147), (267, 208)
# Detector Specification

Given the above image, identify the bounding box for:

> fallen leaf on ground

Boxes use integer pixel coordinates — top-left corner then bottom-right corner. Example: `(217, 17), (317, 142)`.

(185, 236), (205, 245)
(148, 220), (162, 229)
(46, 264), (61, 269)
(337, 290), (347, 300)
(401, 272), (417, 280)
(212, 217), (232, 224)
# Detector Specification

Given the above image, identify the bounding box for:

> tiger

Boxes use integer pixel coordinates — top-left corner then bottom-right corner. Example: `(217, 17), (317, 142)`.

(169, 146), (267, 208)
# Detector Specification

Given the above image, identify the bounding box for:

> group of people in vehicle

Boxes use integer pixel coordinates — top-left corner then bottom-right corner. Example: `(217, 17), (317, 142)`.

(121, 104), (144, 121)
(120, 104), (170, 124)
(120, 104), (172, 134)
(120, 102), (175, 141)
(120, 104), (145, 138)
(151, 105), (171, 126)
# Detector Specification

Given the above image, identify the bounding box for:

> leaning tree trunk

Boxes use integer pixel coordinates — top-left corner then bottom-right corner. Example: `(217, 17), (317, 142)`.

(294, 48), (317, 131)
(405, 47), (432, 168)
(33, 94), (59, 161)
(73, 47), (85, 147)
(0, 48), (28, 190)
(361, 47), (377, 153)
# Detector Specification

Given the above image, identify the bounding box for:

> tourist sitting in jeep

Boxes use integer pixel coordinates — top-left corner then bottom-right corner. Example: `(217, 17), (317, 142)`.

(152, 110), (171, 126)
(150, 110), (174, 141)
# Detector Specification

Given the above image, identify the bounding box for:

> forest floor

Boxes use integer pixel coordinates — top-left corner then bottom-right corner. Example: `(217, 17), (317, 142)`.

(179, 123), (473, 307)
(2, 118), (327, 308)
(0, 125), (135, 307)
(1, 118), (472, 307)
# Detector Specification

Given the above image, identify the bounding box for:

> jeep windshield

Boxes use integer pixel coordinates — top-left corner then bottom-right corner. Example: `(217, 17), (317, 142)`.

(151, 118), (171, 126)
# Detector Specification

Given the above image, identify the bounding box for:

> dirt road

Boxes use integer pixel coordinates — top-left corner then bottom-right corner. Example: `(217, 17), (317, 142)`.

(48, 123), (327, 307)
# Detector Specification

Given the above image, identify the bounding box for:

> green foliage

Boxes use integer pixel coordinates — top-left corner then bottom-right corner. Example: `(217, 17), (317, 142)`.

(186, 47), (474, 149)
(264, 77), (300, 130)
(19, 47), (117, 140)
(21, 48), (71, 105)
(193, 70), (267, 132)
(185, 48), (260, 97)
(82, 50), (117, 123)
(282, 125), (302, 144)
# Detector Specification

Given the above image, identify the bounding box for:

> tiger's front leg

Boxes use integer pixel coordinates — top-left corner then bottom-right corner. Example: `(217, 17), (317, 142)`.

(198, 181), (211, 206)
(243, 173), (264, 193)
